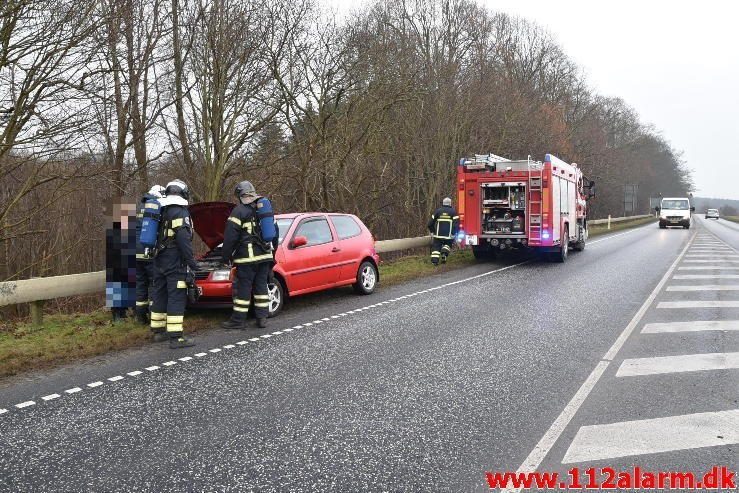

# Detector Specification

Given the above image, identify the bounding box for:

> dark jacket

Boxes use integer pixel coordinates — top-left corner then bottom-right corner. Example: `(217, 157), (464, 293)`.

(428, 205), (459, 240)
(135, 192), (159, 261)
(155, 197), (198, 272)
(222, 200), (274, 265)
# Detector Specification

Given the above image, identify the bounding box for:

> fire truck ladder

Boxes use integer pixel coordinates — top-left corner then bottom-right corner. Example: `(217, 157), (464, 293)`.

(527, 157), (544, 242)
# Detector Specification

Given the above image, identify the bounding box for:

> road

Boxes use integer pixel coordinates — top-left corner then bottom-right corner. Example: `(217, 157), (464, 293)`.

(0, 217), (737, 492)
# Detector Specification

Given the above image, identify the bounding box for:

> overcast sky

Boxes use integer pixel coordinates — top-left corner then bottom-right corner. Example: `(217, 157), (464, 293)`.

(323, 0), (739, 199)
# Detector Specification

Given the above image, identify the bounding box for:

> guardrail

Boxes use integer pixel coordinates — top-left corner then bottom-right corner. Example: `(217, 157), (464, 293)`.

(0, 215), (652, 325)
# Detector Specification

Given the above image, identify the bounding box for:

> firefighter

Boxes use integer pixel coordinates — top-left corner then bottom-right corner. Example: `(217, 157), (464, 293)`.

(135, 185), (165, 326)
(150, 180), (198, 348)
(221, 181), (276, 330)
(428, 197), (459, 265)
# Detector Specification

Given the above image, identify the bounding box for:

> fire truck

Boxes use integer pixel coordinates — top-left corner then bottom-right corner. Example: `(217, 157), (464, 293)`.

(456, 153), (594, 262)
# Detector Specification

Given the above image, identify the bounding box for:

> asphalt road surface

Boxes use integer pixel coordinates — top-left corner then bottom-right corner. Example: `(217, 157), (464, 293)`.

(1, 217), (737, 492)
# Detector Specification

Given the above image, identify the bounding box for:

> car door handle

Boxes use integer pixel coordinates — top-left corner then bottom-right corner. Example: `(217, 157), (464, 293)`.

(332, 247), (341, 253)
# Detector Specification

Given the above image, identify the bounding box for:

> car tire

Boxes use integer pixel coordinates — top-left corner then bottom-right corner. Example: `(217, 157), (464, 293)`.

(266, 277), (285, 318)
(353, 261), (378, 295)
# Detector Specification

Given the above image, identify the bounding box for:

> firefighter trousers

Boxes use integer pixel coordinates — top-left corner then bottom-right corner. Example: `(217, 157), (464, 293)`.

(150, 266), (187, 337)
(431, 238), (453, 265)
(135, 260), (154, 317)
(230, 262), (272, 321)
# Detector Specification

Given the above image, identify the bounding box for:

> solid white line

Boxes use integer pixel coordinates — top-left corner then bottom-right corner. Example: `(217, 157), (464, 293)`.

(127, 371), (143, 376)
(107, 375), (124, 382)
(65, 387), (82, 394)
(562, 409), (739, 463)
(145, 365), (160, 371)
(674, 274), (739, 279)
(194, 352), (207, 357)
(643, 320), (739, 333)
(503, 233), (695, 492)
(501, 361), (610, 492)
(87, 381), (103, 388)
(617, 352), (739, 377)
(15, 401), (35, 409)
(678, 266), (739, 270)
(179, 356), (193, 361)
(667, 284), (739, 291)
(162, 361), (177, 366)
(42, 393), (61, 401)
(659, 301), (739, 308)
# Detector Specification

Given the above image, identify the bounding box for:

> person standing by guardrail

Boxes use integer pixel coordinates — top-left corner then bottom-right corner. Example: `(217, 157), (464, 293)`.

(150, 180), (198, 349)
(428, 197), (459, 265)
(134, 185), (165, 327)
(221, 180), (276, 330)
(106, 199), (138, 323)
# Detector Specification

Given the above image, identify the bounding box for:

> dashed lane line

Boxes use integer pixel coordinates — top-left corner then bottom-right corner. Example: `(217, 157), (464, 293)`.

(41, 394), (61, 401)
(15, 401), (35, 409)
(4, 226), (640, 416)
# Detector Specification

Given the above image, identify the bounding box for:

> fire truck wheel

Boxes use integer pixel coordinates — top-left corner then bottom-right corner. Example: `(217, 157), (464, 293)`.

(554, 227), (569, 263)
(572, 226), (586, 251)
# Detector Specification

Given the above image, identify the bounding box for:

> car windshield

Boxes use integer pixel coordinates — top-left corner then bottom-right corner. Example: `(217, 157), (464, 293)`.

(708, 209), (718, 213)
(276, 218), (294, 244)
(662, 200), (689, 210)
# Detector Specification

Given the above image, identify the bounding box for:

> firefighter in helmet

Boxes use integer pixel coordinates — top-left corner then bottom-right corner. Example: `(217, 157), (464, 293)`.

(428, 197), (459, 265)
(135, 184), (165, 325)
(221, 180), (277, 330)
(150, 180), (198, 348)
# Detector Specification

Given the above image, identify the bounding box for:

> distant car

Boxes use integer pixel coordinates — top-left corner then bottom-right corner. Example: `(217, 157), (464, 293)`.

(656, 197), (694, 229)
(189, 202), (380, 317)
(706, 208), (720, 219)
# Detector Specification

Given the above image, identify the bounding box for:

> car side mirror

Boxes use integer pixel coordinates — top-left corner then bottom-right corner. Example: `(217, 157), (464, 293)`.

(291, 235), (308, 248)
(690, 206), (695, 212)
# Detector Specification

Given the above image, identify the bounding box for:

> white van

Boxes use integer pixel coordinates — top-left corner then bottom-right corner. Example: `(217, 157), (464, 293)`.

(656, 197), (694, 229)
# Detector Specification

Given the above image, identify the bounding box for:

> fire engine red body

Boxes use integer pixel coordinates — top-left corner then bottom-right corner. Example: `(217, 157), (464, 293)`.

(456, 153), (592, 261)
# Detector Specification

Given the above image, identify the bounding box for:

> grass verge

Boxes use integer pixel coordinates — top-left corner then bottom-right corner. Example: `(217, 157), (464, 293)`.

(0, 217), (652, 379)
(589, 216), (656, 237)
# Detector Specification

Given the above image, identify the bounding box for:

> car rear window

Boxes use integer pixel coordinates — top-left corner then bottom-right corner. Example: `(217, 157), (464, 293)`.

(330, 215), (362, 240)
(295, 217), (333, 246)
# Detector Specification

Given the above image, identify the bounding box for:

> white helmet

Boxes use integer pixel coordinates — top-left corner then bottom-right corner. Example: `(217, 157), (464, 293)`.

(148, 185), (165, 198)
(165, 179), (190, 200)
(442, 197), (452, 207)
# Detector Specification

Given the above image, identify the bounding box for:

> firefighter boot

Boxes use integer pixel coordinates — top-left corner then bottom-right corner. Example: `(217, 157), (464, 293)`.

(221, 317), (247, 330)
(169, 335), (196, 349)
(151, 330), (168, 342)
(135, 307), (149, 326)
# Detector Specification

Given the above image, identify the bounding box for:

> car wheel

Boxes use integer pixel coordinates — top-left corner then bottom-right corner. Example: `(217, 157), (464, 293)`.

(353, 261), (378, 295)
(266, 278), (284, 318)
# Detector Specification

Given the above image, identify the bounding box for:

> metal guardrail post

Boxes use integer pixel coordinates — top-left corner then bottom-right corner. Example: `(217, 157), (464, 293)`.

(608, 215), (611, 229)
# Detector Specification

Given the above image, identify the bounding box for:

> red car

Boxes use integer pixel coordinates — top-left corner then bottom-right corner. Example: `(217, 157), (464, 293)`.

(189, 202), (381, 316)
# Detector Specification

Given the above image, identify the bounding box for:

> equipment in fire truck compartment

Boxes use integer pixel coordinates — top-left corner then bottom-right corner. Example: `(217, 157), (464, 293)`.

(481, 183), (526, 235)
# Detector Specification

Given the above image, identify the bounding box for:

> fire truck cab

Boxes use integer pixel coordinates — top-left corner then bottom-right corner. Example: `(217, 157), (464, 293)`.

(456, 153), (594, 262)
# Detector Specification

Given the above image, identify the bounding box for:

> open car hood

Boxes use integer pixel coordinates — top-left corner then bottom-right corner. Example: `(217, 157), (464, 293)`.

(189, 201), (235, 250)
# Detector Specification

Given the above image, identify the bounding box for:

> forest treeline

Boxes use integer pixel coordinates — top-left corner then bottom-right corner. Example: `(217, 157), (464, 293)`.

(0, 0), (692, 282)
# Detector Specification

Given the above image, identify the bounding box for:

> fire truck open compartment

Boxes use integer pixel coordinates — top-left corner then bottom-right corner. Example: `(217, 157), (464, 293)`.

(481, 182), (526, 236)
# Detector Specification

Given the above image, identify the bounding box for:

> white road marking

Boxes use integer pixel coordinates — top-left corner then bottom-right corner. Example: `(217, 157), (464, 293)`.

(684, 259), (739, 263)
(282, 329), (293, 332)
(271, 331), (283, 335)
(162, 361), (177, 366)
(685, 254), (739, 258)
(127, 371), (143, 376)
(617, 352), (739, 377)
(667, 284), (739, 291)
(15, 401), (35, 409)
(223, 344), (235, 349)
(145, 365), (160, 371)
(107, 375), (124, 382)
(659, 301), (739, 308)
(312, 320), (322, 324)
(179, 356), (194, 361)
(321, 317), (330, 321)
(0, 408), (7, 414)
(249, 338), (260, 342)
(293, 325), (303, 329)
(194, 352), (207, 357)
(304, 322), (313, 326)
(65, 387), (82, 394)
(208, 348), (221, 353)
(678, 266), (739, 270)
(562, 409), (739, 463)
(87, 381), (103, 388)
(41, 394), (61, 401)
(260, 334), (272, 338)
(643, 320), (739, 333)
(236, 340), (248, 344)
(331, 315), (340, 319)
(674, 274), (739, 279)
